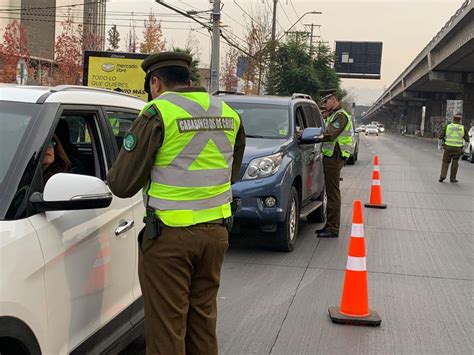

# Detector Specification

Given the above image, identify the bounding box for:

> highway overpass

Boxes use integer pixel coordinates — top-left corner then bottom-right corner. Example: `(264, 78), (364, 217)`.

(363, 0), (473, 135)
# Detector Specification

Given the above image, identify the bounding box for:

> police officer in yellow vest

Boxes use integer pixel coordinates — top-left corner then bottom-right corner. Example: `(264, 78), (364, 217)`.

(438, 114), (469, 183)
(316, 89), (352, 238)
(107, 52), (245, 355)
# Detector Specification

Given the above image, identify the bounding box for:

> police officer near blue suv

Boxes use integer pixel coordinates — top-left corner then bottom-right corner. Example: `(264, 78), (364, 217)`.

(316, 89), (352, 239)
(107, 52), (245, 355)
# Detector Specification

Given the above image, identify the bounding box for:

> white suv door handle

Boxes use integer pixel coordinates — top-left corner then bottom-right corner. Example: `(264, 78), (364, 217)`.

(115, 219), (134, 237)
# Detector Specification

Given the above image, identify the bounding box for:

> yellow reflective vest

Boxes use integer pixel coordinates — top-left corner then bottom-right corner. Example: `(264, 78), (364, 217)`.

(142, 91), (241, 227)
(445, 123), (464, 147)
(322, 109), (353, 158)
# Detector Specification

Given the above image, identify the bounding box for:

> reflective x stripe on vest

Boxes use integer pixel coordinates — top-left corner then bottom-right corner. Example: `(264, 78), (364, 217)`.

(144, 92), (240, 227)
(322, 109), (353, 158)
(110, 118), (120, 135)
(445, 123), (464, 147)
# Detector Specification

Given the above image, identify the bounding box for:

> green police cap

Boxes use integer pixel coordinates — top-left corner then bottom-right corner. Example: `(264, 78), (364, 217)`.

(141, 51), (192, 75)
(319, 89), (338, 102)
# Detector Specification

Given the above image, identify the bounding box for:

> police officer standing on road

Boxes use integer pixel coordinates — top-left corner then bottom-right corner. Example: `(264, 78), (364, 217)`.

(107, 52), (245, 355)
(438, 114), (469, 183)
(316, 89), (352, 238)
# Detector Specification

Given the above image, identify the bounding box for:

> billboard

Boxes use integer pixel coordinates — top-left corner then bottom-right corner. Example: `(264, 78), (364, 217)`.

(83, 51), (148, 100)
(334, 41), (382, 79)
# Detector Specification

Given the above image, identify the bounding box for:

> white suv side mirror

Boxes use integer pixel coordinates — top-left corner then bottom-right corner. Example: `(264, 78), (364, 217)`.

(30, 173), (112, 212)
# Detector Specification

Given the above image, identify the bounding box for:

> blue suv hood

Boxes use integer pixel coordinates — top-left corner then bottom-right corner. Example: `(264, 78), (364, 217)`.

(242, 137), (288, 164)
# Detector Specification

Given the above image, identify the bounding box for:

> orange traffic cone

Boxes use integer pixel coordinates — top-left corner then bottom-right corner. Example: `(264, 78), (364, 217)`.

(365, 156), (387, 209)
(328, 200), (381, 326)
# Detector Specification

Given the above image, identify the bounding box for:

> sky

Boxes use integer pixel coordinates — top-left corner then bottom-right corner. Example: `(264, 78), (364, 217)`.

(103, 0), (463, 105)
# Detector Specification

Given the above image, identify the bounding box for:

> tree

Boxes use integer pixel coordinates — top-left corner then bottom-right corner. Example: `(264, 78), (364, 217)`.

(82, 26), (104, 52)
(171, 47), (201, 85)
(107, 25), (121, 51)
(221, 47), (238, 92)
(0, 20), (31, 83)
(312, 44), (343, 98)
(126, 23), (138, 53)
(241, 7), (273, 94)
(140, 11), (166, 54)
(53, 11), (83, 85)
(185, 31), (201, 61)
(266, 40), (344, 101)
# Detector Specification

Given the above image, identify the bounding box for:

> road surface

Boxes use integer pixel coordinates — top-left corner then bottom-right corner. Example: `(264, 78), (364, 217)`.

(122, 133), (473, 354)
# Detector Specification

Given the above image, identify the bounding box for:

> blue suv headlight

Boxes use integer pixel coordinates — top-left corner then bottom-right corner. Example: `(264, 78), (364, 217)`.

(242, 153), (283, 180)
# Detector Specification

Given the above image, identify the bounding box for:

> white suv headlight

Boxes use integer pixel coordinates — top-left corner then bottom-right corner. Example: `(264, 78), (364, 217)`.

(243, 153), (283, 180)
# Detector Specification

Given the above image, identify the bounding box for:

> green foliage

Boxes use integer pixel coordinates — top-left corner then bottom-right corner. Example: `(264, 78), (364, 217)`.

(266, 41), (344, 102)
(171, 47), (201, 85)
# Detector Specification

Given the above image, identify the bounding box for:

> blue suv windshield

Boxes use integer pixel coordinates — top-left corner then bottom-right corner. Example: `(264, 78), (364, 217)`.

(225, 102), (289, 138)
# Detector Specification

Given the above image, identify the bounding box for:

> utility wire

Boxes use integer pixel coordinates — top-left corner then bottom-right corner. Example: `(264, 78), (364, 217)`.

(264, 0), (284, 32)
(4, 11), (196, 24)
(278, 1), (292, 24)
(289, 0), (300, 18)
(0, 8), (185, 17)
(0, 14), (203, 30)
(0, 0), (110, 12)
(156, 0), (256, 59)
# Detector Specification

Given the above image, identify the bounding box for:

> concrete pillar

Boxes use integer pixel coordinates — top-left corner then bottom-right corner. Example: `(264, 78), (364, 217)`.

(424, 99), (444, 137)
(463, 83), (474, 127)
(406, 106), (422, 134)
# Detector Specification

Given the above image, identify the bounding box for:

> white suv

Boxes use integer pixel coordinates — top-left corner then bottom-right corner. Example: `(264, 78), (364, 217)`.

(0, 85), (146, 354)
(462, 126), (474, 163)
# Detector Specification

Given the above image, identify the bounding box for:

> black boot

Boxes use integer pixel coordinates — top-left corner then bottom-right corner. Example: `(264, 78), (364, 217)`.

(450, 179), (458, 183)
(317, 229), (339, 238)
(439, 177), (445, 182)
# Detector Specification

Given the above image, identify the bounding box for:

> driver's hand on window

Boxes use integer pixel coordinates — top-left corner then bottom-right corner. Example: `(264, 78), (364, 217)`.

(296, 126), (303, 140)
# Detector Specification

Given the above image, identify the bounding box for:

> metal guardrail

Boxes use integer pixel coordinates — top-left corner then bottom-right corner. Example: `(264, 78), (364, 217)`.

(365, 0), (472, 117)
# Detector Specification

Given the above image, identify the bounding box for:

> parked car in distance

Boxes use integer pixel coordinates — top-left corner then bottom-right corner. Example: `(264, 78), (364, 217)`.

(0, 85), (146, 355)
(217, 92), (327, 252)
(366, 125), (379, 136)
(347, 116), (359, 165)
(377, 124), (385, 133)
(462, 126), (474, 163)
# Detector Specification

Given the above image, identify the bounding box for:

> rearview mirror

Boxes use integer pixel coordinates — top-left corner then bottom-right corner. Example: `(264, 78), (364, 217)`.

(30, 173), (112, 212)
(300, 127), (324, 144)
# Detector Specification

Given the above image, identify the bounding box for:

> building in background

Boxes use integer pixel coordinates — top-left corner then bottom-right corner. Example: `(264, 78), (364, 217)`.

(446, 100), (463, 120)
(83, 0), (106, 51)
(0, 0), (106, 83)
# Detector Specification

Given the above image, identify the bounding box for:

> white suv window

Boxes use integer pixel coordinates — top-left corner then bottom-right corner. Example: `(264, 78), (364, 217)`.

(49, 111), (106, 182)
(105, 110), (138, 151)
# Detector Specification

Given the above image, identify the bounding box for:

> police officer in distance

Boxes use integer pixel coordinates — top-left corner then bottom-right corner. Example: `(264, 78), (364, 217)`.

(315, 89), (352, 238)
(438, 114), (469, 183)
(107, 52), (245, 355)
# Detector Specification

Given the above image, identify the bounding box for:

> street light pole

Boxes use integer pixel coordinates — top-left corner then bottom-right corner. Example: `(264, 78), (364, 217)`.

(210, 0), (221, 93)
(278, 11), (322, 41)
(271, 0), (278, 42)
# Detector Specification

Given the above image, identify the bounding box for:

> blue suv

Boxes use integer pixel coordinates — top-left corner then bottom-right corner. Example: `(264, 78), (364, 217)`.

(220, 93), (327, 252)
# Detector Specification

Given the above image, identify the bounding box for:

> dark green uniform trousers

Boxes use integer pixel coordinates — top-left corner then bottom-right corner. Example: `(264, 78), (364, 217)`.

(323, 154), (345, 234)
(138, 224), (229, 355)
(440, 147), (463, 180)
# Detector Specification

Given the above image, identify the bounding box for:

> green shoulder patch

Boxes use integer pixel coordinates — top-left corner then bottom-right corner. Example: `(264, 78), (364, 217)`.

(123, 132), (137, 152)
(142, 104), (159, 120)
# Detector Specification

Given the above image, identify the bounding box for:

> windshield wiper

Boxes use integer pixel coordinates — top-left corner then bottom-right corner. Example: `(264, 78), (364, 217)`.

(246, 134), (267, 138)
